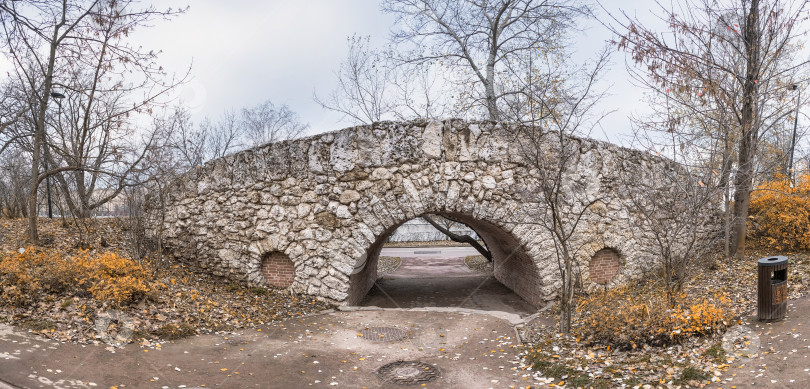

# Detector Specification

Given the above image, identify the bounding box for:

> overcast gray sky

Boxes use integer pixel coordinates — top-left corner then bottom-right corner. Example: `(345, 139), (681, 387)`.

(133, 1), (397, 133)
(2, 1), (806, 146)
(126, 0), (660, 145)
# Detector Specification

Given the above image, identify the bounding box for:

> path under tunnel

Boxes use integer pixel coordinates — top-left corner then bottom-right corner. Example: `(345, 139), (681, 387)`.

(359, 246), (537, 315)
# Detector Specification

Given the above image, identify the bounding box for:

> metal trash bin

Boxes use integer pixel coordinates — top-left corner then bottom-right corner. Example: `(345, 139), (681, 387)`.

(757, 256), (788, 322)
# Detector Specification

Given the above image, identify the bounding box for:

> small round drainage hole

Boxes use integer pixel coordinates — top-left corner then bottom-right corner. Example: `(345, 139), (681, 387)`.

(359, 327), (409, 342)
(376, 360), (440, 385)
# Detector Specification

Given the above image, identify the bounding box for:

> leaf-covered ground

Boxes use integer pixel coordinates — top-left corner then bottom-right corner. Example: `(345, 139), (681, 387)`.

(0, 218), (333, 345)
(516, 252), (810, 388)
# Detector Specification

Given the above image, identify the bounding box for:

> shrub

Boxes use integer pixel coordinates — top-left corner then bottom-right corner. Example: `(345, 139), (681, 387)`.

(73, 251), (152, 305)
(0, 248), (75, 306)
(576, 285), (734, 349)
(749, 174), (810, 251)
(0, 248), (152, 307)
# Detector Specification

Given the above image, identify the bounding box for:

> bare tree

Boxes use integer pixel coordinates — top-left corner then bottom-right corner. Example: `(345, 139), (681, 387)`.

(604, 0), (810, 257)
(241, 100), (308, 148)
(382, 0), (588, 121)
(0, 80), (29, 155)
(201, 110), (243, 160)
(165, 106), (206, 170)
(315, 35), (395, 125)
(509, 47), (611, 333)
(620, 155), (722, 301)
(124, 111), (185, 265)
(317, 34), (456, 124)
(0, 0), (187, 242)
(161, 105), (246, 171)
(166, 99), (306, 171)
(0, 148), (30, 218)
(45, 71), (165, 219)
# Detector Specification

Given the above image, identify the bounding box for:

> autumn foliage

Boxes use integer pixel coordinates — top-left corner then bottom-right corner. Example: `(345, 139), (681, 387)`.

(749, 174), (810, 251)
(0, 248), (152, 307)
(576, 286), (734, 350)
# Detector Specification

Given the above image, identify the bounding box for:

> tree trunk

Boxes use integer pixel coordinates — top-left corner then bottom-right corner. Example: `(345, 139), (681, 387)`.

(485, 51), (499, 121)
(28, 130), (42, 243)
(557, 240), (573, 334)
(25, 5), (65, 244)
(730, 0), (761, 258)
(720, 128), (733, 258)
(484, 80), (498, 120)
(77, 169), (91, 218)
(730, 154), (754, 258)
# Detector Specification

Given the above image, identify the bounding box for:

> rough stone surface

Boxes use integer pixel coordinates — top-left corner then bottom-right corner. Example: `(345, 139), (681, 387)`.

(148, 119), (707, 307)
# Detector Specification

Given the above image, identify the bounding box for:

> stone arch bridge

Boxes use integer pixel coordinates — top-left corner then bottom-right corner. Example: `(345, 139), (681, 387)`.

(152, 120), (678, 308)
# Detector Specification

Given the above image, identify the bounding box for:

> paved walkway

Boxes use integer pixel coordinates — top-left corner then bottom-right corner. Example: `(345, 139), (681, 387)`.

(361, 255), (537, 315)
(0, 309), (535, 388)
(718, 296), (810, 388)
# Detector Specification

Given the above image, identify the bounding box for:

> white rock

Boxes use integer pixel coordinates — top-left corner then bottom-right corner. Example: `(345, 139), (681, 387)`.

(481, 175), (497, 189)
(422, 121), (443, 159)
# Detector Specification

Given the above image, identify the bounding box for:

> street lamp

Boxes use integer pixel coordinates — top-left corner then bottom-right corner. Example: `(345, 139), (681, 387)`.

(788, 84), (801, 182)
(45, 90), (64, 218)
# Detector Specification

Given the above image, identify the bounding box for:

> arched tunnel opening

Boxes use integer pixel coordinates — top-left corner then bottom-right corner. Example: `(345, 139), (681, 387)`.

(346, 212), (542, 314)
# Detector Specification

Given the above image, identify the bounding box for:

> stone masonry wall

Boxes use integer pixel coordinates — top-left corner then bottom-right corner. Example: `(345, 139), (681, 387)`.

(150, 119), (707, 307)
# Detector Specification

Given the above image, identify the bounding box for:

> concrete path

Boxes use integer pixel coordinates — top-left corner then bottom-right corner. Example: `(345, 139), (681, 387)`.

(717, 296), (810, 388)
(379, 255), (480, 279)
(379, 247), (479, 259)
(0, 309), (536, 389)
(361, 255), (536, 315)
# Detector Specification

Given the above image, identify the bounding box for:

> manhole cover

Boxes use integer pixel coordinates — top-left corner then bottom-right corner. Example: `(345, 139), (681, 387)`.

(414, 250), (440, 254)
(376, 360), (440, 385)
(359, 327), (409, 342)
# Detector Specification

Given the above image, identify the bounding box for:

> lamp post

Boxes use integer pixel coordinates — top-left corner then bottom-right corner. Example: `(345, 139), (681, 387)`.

(789, 84), (801, 182)
(45, 90), (64, 218)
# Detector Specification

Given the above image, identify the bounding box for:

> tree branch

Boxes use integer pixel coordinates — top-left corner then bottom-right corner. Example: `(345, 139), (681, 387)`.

(421, 214), (492, 261)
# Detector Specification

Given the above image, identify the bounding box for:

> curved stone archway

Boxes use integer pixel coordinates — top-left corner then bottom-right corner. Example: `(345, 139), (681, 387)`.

(346, 211), (542, 307)
(151, 119), (692, 307)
